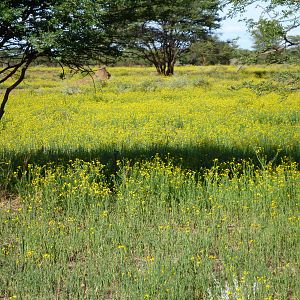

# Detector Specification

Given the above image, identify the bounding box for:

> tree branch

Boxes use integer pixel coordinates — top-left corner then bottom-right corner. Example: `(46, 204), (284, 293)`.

(0, 54), (36, 121)
(0, 60), (26, 83)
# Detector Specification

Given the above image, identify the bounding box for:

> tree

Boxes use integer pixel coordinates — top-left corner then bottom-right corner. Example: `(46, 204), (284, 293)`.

(180, 36), (238, 65)
(285, 36), (300, 63)
(226, 0), (300, 53)
(124, 0), (221, 75)
(250, 19), (292, 63)
(227, 1), (300, 97)
(0, 0), (125, 121)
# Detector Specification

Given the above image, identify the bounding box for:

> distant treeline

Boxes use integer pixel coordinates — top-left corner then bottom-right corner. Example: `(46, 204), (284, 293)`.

(3, 37), (299, 68)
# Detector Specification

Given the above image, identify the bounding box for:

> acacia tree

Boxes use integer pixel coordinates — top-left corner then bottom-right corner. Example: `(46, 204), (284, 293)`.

(0, 0), (126, 121)
(227, 0), (300, 53)
(124, 0), (221, 76)
(226, 1), (300, 96)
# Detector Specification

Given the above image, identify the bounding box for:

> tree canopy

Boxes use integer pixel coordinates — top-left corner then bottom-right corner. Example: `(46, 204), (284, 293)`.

(0, 0), (126, 120)
(0, 0), (223, 120)
(123, 0), (221, 75)
(180, 36), (238, 65)
(227, 0), (300, 53)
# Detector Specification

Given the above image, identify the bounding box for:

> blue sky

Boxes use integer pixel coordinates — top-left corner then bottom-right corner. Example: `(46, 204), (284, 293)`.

(217, 3), (262, 49)
(218, 18), (253, 49)
(217, 3), (300, 49)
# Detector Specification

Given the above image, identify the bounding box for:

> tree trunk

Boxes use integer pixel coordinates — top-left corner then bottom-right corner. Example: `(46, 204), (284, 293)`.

(201, 54), (207, 66)
(154, 62), (167, 76)
(166, 62), (174, 76)
(0, 56), (35, 121)
(160, 64), (166, 75)
(153, 59), (174, 76)
(154, 62), (161, 74)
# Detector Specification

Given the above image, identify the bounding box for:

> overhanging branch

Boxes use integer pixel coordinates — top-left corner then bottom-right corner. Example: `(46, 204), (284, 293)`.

(0, 53), (36, 121)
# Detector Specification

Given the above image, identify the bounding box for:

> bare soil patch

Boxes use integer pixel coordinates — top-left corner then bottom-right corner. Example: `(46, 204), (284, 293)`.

(0, 190), (21, 212)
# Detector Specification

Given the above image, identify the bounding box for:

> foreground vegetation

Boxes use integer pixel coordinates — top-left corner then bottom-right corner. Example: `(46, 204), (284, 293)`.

(1, 66), (300, 299)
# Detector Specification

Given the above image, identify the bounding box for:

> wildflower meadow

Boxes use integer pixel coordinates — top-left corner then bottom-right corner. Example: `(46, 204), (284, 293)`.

(0, 65), (299, 299)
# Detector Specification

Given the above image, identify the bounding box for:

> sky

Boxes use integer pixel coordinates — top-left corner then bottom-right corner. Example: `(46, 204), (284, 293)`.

(217, 3), (300, 50)
(217, 3), (263, 49)
(218, 19), (253, 49)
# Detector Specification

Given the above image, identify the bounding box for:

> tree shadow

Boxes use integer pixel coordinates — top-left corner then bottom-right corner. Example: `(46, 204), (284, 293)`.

(2, 141), (299, 174)
(1, 142), (299, 194)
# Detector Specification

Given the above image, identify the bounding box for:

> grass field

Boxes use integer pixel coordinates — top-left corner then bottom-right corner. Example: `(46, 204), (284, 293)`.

(0, 65), (300, 299)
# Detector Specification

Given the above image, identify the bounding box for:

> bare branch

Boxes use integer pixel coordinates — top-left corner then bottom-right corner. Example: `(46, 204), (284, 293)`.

(283, 35), (300, 47)
(0, 60), (26, 83)
(0, 54), (36, 121)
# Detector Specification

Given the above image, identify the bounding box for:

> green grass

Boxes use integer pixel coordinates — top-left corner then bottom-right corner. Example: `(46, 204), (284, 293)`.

(0, 65), (300, 299)
(1, 158), (299, 299)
